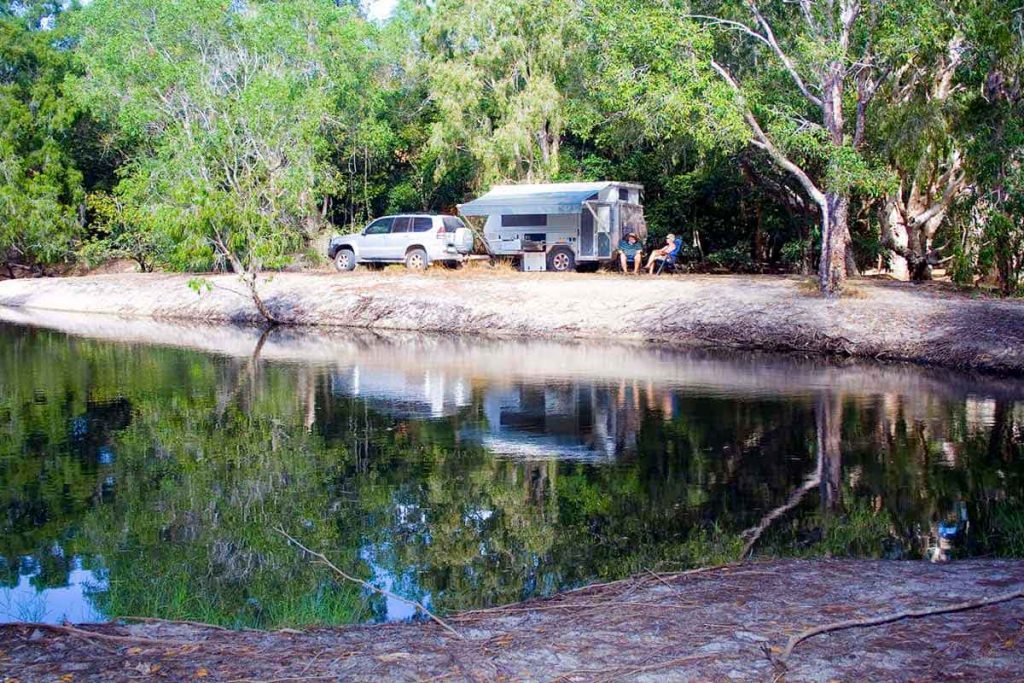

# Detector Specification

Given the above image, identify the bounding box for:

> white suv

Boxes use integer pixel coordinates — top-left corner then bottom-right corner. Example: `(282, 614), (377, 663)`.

(328, 214), (475, 271)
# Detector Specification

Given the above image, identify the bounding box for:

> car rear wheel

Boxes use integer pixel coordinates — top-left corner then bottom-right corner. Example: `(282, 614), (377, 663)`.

(546, 247), (575, 273)
(334, 249), (356, 272)
(405, 248), (428, 270)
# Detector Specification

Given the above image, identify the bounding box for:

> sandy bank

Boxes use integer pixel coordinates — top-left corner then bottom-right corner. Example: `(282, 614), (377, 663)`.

(3, 560), (1022, 681)
(1, 271), (1023, 373)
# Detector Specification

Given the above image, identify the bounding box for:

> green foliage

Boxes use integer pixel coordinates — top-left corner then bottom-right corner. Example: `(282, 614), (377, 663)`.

(984, 504), (1024, 556)
(77, 192), (169, 271)
(815, 499), (897, 558)
(0, 14), (85, 275)
(70, 0), (375, 277)
(582, 0), (747, 154)
(707, 244), (754, 271)
(780, 238), (810, 268)
(419, 0), (583, 186)
(0, 0), (1020, 290)
(984, 208), (1024, 296)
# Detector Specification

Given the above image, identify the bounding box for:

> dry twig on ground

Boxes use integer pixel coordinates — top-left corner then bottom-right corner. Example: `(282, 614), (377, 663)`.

(275, 527), (463, 640)
(780, 587), (1024, 662)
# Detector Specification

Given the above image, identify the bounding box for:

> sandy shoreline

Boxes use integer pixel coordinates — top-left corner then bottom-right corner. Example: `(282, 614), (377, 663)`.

(3, 560), (1022, 681)
(1, 271), (1023, 374)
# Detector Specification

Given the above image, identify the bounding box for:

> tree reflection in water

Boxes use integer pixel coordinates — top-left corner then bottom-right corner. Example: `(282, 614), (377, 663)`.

(0, 318), (1022, 627)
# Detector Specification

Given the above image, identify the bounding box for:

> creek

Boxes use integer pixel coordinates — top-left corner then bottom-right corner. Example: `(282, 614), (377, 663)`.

(1, 312), (1022, 628)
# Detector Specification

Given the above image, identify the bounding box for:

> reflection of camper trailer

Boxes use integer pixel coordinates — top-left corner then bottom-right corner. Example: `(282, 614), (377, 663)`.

(330, 367), (471, 419)
(328, 361), (644, 460)
(458, 182), (646, 272)
(465, 383), (640, 461)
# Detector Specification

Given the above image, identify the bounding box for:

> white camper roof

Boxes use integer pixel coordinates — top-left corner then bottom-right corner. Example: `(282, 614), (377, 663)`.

(458, 181), (642, 216)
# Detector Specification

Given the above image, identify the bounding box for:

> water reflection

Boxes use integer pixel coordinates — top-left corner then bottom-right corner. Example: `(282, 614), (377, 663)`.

(0, 308), (1022, 628)
(0, 556), (105, 624)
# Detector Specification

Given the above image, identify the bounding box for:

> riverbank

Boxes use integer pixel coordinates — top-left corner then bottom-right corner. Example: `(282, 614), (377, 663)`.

(3, 560), (1022, 681)
(1, 271), (1023, 373)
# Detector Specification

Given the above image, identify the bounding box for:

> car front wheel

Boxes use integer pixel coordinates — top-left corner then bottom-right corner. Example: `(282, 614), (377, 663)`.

(334, 249), (356, 272)
(405, 248), (428, 270)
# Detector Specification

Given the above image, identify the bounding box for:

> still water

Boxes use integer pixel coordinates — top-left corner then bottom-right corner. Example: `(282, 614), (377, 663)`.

(1, 309), (1023, 628)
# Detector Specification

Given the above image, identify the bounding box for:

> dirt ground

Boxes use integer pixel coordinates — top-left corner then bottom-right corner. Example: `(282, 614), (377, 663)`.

(2, 560), (1022, 682)
(0, 271), (1023, 374)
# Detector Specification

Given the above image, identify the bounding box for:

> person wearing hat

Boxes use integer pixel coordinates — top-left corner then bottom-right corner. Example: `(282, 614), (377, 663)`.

(617, 232), (644, 274)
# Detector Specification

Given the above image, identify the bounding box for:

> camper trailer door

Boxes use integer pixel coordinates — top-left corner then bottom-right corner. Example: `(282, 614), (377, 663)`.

(583, 201), (614, 259)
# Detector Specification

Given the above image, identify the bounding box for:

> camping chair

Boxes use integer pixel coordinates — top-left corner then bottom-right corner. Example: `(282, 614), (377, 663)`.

(655, 238), (684, 274)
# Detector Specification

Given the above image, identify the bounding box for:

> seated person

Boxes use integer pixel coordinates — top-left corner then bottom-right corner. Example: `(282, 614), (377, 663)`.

(617, 233), (644, 274)
(646, 233), (677, 273)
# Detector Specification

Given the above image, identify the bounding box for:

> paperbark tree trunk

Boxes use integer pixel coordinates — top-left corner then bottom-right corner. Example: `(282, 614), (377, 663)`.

(819, 192), (850, 296)
(881, 191), (952, 281)
(818, 60), (850, 297)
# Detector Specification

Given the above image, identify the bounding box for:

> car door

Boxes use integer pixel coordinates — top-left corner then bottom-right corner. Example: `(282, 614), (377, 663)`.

(360, 217), (394, 260)
(386, 216), (414, 261)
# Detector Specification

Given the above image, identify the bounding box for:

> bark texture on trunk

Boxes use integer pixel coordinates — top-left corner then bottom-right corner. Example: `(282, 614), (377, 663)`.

(881, 171), (960, 282)
(818, 193), (850, 296)
(818, 57), (850, 297)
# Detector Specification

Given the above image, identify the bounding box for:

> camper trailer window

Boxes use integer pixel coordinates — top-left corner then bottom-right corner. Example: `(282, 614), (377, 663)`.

(501, 214), (546, 227)
(412, 217), (433, 232)
(618, 188), (629, 201)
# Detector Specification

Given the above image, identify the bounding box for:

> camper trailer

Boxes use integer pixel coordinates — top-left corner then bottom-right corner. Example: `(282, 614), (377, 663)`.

(458, 182), (646, 272)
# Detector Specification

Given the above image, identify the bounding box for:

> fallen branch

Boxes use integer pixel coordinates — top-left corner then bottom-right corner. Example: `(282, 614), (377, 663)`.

(118, 615), (232, 631)
(780, 587), (1024, 662)
(275, 527), (463, 640)
(2, 622), (191, 647)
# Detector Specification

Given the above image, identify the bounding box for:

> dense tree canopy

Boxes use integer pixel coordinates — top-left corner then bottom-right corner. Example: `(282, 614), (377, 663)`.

(0, 0), (1021, 297)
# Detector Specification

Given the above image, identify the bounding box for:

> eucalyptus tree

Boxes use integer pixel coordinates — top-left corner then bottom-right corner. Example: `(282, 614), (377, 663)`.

(874, 29), (967, 281)
(869, 2), (1015, 282)
(591, 0), (949, 295)
(952, 1), (1024, 295)
(685, 0), (934, 295)
(420, 0), (585, 186)
(70, 0), (376, 320)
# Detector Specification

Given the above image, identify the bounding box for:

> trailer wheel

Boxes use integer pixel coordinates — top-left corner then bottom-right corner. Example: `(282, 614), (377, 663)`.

(546, 247), (575, 273)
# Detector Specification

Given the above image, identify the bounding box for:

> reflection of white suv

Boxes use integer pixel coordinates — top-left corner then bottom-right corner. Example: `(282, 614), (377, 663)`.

(328, 214), (475, 271)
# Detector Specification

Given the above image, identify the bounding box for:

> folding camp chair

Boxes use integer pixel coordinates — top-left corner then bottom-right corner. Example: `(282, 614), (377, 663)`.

(655, 238), (684, 274)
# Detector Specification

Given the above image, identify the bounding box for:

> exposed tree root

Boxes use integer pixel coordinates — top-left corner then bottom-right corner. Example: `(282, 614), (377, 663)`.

(780, 587), (1024, 663)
